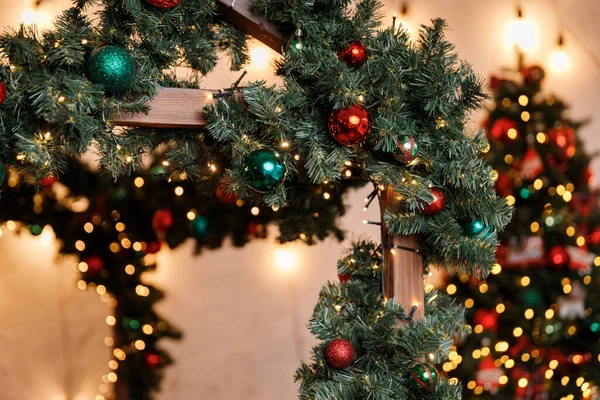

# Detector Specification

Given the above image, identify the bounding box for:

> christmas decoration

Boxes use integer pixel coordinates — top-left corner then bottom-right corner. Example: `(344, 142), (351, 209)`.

(146, 241), (162, 254)
(423, 188), (446, 215)
(0, 81), (6, 105)
(283, 30), (309, 55)
(338, 273), (351, 283)
(84, 256), (105, 274)
(521, 65), (545, 86)
(145, 352), (162, 368)
(144, 0), (182, 9)
(519, 147), (543, 180)
(392, 135), (419, 162)
(409, 363), (438, 391)
(473, 309), (498, 333)
(549, 245), (569, 268)
(495, 170), (513, 197)
(519, 288), (544, 308)
(338, 40), (367, 68)
(557, 281), (586, 319)
(28, 224), (42, 236)
(86, 46), (135, 94)
(216, 180), (238, 204)
(476, 357), (502, 392)
(566, 246), (596, 273)
(152, 209), (173, 233)
(41, 174), (58, 188)
(548, 125), (576, 159)
(328, 104), (372, 146)
(325, 338), (355, 368)
(189, 215), (209, 239)
(463, 220), (487, 237)
(242, 149), (286, 192)
(502, 236), (544, 268)
(490, 117), (518, 142)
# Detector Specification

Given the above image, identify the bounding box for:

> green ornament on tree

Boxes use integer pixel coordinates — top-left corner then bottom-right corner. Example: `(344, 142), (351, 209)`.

(463, 220), (488, 237)
(520, 288), (544, 308)
(283, 30), (309, 55)
(393, 135), (419, 162)
(190, 215), (209, 239)
(409, 362), (438, 391)
(86, 46), (135, 94)
(28, 224), (43, 236)
(243, 149), (286, 192)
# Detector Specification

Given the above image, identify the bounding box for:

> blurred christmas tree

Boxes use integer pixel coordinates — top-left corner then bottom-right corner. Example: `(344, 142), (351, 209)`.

(446, 65), (600, 399)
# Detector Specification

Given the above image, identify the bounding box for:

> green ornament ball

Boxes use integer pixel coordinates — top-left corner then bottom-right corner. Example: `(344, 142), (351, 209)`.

(28, 224), (43, 236)
(190, 215), (209, 239)
(463, 220), (491, 237)
(520, 288), (544, 308)
(86, 46), (135, 94)
(243, 149), (286, 192)
(393, 135), (419, 163)
(409, 362), (438, 391)
(283, 30), (309, 55)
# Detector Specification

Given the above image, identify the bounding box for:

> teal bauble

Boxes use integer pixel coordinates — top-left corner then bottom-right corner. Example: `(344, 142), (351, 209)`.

(190, 216), (209, 239)
(86, 46), (135, 94)
(28, 224), (43, 236)
(463, 220), (486, 237)
(409, 362), (438, 391)
(243, 149), (286, 192)
(520, 288), (544, 308)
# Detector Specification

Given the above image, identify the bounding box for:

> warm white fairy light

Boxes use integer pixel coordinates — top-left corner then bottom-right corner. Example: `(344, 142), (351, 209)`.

(274, 248), (299, 273)
(504, 7), (539, 54)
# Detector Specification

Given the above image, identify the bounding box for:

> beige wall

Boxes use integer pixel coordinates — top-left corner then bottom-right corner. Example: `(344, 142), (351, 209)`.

(1, 1), (599, 399)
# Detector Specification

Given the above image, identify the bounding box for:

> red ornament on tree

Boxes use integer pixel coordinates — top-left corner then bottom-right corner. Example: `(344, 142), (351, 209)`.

(490, 117), (518, 142)
(473, 309), (499, 333)
(489, 75), (508, 91)
(84, 256), (105, 275)
(325, 338), (355, 368)
(521, 65), (545, 86)
(144, 0), (182, 9)
(519, 148), (544, 180)
(338, 273), (351, 283)
(216, 179), (238, 205)
(423, 188), (446, 215)
(145, 352), (162, 368)
(146, 241), (162, 254)
(338, 41), (367, 68)
(549, 245), (569, 268)
(0, 81), (6, 105)
(328, 104), (372, 146)
(41, 174), (58, 188)
(152, 209), (173, 233)
(548, 125), (576, 159)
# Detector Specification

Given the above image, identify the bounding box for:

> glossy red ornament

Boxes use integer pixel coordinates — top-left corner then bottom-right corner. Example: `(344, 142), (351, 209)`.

(490, 117), (518, 142)
(521, 65), (545, 86)
(41, 174), (58, 188)
(338, 273), (351, 283)
(328, 104), (372, 146)
(519, 148), (543, 180)
(145, 352), (161, 368)
(473, 309), (498, 333)
(423, 188), (446, 215)
(549, 245), (569, 268)
(0, 81), (6, 105)
(216, 179), (238, 205)
(338, 41), (367, 68)
(144, 0), (182, 9)
(152, 209), (173, 233)
(84, 256), (105, 275)
(548, 125), (576, 159)
(325, 338), (355, 368)
(146, 241), (162, 254)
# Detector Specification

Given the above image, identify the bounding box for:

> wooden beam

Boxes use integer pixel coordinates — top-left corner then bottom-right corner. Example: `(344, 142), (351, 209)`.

(113, 88), (215, 129)
(216, 0), (285, 53)
(380, 186), (425, 321)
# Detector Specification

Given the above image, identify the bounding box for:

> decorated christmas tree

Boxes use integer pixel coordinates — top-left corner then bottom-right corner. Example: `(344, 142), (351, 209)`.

(0, 0), (512, 398)
(446, 65), (600, 399)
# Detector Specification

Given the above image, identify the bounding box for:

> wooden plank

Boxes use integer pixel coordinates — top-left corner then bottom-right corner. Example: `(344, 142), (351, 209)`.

(216, 0), (285, 53)
(113, 88), (215, 128)
(380, 186), (425, 321)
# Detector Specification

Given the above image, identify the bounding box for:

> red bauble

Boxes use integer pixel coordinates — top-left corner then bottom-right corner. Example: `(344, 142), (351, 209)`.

(144, 0), (182, 9)
(328, 104), (372, 146)
(338, 273), (351, 283)
(146, 241), (162, 254)
(489, 76), (508, 91)
(423, 188), (446, 215)
(84, 256), (105, 275)
(0, 81), (6, 105)
(473, 309), (498, 333)
(521, 65), (545, 86)
(549, 245), (569, 268)
(152, 209), (173, 233)
(41, 174), (58, 188)
(325, 338), (355, 368)
(338, 41), (367, 68)
(490, 117), (518, 142)
(588, 227), (600, 247)
(216, 180), (238, 205)
(548, 125), (576, 159)
(247, 221), (265, 237)
(519, 148), (544, 180)
(145, 352), (161, 368)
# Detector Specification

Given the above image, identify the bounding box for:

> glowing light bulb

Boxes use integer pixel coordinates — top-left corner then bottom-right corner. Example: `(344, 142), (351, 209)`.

(250, 46), (270, 70)
(550, 49), (569, 73)
(274, 248), (298, 273)
(504, 9), (539, 54)
(22, 8), (36, 25)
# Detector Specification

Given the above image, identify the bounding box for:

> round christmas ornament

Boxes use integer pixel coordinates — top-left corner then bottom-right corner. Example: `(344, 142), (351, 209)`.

(409, 362), (438, 391)
(338, 40), (367, 68)
(521, 65), (545, 86)
(549, 245), (569, 268)
(463, 220), (487, 237)
(216, 179), (238, 205)
(0, 81), (6, 105)
(247, 221), (265, 237)
(548, 125), (576, 159)
(84, 256), (105, 274)
(146, 241), (162, 254)
(325, 338), (355, 368)
(473, 309), (499, 333)
(28, 224), (43, 236)
(423, 188), (446, 215)
(189, 215), (209, 239)
(338, 273), (351, 283)
(86, 46), (135, 94)
(41, 174), (58, 188)
(283, 30), (309, 55)
(145, 352), (161, 368)
(144, 0), (182, 8)
(490, 117), (518, 142)
(328, 104), (372, 146)
(152, 209), (173, 233)
(393, 135), (419, 163)
(243, 149), (286, 192)
(520, 288), (544, 308)
(519, 147), (544, 180)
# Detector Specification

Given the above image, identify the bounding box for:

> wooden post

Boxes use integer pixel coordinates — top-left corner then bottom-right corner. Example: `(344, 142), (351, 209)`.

(379, 185), (425, 321)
